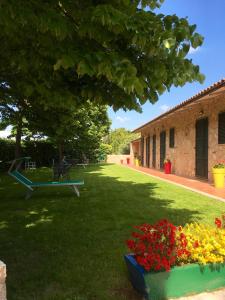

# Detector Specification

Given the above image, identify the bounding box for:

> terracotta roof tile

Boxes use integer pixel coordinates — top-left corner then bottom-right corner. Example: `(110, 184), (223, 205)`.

(133, 78), (225, 132)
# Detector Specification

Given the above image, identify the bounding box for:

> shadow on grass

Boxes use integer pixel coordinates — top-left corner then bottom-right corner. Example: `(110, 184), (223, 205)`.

(0, 164), (203, 300)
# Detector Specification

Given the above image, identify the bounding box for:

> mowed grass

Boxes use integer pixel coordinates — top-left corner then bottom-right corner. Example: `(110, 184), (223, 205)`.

(1, 164), (225, 300)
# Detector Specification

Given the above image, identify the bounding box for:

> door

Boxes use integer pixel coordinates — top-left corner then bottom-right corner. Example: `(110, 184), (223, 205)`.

(160, 131), (166, 169)
(195, 118), (208, 178)
(141, 136), (144, 166)
(146, 136), (150, 167)
(152, 135), (156, 168)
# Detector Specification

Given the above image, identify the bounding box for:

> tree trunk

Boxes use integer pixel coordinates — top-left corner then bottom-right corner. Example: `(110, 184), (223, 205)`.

(15, 117), (22, 159)
(58, 142), (64, 162)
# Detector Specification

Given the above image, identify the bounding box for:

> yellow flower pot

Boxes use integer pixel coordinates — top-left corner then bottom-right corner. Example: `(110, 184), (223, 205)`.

(212, 168), (225, 188)
(134, 159), (139, 167)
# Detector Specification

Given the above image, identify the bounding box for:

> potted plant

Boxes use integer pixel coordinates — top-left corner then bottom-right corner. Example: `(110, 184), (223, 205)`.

(124, 217), (225, 299)
(212, 162), (225, 188)
(134, 153), (139, 167)
(164, 159), (171, 174)
(134, 154), (141, 167)
(138, 156), (141, 167)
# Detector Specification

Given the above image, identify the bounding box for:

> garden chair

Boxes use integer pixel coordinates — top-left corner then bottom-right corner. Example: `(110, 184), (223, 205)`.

(25, 160), (36, 170)
(8, 157), (84, 199)
(52, 157), (72, 180)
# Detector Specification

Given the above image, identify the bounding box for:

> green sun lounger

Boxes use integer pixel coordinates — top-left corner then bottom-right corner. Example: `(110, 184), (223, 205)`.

(8, 157), (84, 198)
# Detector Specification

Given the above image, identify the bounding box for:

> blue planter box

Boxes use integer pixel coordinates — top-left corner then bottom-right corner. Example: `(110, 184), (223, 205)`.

(124, 254), (225, 300)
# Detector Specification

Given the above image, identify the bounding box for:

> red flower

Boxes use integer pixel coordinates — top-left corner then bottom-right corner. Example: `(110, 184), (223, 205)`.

(126, 239), (135, 250)
(126, 219), (189, 272)
(215, 218), (222, 228)
(193, 240), (199, 248)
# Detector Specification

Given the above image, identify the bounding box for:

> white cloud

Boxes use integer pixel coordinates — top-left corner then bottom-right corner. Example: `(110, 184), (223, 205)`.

(115, 116), (130, 123)
(159, 105), (170, 113)
(189, 46), (200, 54)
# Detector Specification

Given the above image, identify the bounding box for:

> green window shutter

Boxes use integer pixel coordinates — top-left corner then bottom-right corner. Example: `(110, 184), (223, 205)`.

(218, 112), (225, 144)
(169, 128), (175, 148)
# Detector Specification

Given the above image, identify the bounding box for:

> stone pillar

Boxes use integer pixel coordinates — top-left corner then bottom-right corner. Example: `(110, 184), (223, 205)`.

(0, 261), (6, 300)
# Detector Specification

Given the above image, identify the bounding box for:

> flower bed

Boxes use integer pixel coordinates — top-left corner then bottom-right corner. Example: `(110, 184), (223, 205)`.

(125, 217), (225, 299)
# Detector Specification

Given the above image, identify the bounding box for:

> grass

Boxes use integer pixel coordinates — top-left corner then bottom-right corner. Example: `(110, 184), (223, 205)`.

(1, 163), (225, 300)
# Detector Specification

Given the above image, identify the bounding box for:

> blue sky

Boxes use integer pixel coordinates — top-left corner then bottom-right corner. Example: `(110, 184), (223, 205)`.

(1, 1), (225, 137)
(109, 0), (225, 131)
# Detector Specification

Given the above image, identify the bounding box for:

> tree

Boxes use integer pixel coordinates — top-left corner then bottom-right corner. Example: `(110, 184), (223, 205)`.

(0, 82), (32, 158)
(27, 101), (110, 161)
(105, 128), (139, 154)
(0, 0), (204, 112)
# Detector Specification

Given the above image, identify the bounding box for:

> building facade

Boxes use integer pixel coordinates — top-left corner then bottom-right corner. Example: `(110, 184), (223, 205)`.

(131, 79), (225, 182)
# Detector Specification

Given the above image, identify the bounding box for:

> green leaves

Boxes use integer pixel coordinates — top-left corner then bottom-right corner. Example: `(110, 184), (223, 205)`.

(0, 0), (204, 113)
(141, 0), (165, 10)
(163, 38), (176, 49)
(191, 32), (204, 48)
(77, 60), (95, 77)
(105, 128), (139, 154)
(179, 43), (190, 58)
(196, 73), (205, 84)
(54, 55), (75, 71)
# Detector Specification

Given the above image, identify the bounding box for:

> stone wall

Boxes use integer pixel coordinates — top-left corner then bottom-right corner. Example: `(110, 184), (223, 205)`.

(138, 93), (225, 182)
(0, 261), (6, 300)
(107, 154), (131, 165)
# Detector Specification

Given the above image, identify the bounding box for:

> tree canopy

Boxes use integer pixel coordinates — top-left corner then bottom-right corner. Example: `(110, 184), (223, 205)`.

(105, 128), (139, 154)
(0, 0), (204, 112)
(28, 101), (110, 160)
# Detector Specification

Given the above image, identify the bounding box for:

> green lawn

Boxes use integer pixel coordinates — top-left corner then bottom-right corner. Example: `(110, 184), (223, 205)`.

(1, 164), (225, 300)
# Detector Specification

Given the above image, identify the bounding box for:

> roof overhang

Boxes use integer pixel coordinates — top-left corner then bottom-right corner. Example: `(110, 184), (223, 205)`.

(132, 78), (225, 133)
(130, 137), (141, 143)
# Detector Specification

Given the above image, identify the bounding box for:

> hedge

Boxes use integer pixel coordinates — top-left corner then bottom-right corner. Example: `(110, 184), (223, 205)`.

(0, 139), (57, 170)
(0, 138), (108, 170)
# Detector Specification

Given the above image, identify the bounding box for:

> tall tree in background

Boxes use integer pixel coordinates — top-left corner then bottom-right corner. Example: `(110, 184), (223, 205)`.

(105, 128), (139, 154)
(0, 0), (204, 112)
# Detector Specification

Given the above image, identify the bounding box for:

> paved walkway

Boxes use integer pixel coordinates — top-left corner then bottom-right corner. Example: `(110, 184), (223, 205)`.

(170, 288), (225, 300)
(127, 165), (225, 202)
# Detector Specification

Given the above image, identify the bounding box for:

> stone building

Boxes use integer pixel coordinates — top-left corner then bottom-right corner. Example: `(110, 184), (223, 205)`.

(131, 78), (225, 182)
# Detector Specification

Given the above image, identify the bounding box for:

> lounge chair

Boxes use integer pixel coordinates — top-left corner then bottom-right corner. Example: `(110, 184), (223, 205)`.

(8, 157), (84, 198)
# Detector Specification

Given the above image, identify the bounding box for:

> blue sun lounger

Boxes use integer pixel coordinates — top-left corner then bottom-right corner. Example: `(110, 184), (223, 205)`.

(8, 157), (84, 198)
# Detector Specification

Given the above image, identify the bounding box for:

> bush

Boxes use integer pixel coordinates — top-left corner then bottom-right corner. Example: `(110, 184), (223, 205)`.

(0, 139), (15, 162)
(0, 139), (16, 170)
(0, 138), (57, 169)
(23, 140), (57, 167)
(0, 138), (106, 168)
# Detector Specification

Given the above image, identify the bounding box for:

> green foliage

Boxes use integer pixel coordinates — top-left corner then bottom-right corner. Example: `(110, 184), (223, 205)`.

(0, 138), (57, 169)
(0, 138), (15, 165)
(27, 100), (111, 161)
(0, 0), (204, 112)
(105, 128), (139, 154)
(23, 140), (57, 167)
(97, 143), (113, 161)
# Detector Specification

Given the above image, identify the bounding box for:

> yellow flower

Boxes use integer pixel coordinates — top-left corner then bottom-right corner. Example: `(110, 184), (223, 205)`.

(178, 222), (225, 265)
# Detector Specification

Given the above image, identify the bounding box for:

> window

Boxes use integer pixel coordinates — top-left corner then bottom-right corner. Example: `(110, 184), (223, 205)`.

(218, 112), (225, 144)
(169, 128), (175, 148)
